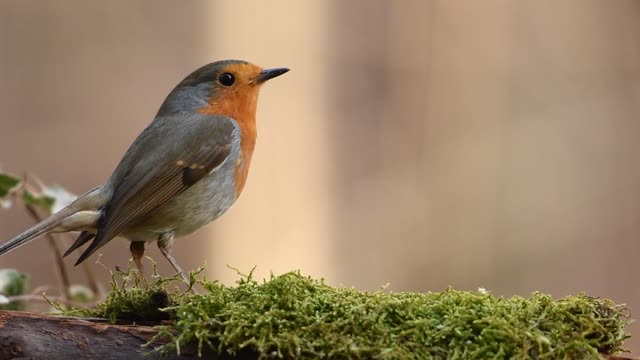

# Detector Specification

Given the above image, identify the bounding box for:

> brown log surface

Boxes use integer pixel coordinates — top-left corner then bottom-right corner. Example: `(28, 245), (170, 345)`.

(0, 311), (251, 360)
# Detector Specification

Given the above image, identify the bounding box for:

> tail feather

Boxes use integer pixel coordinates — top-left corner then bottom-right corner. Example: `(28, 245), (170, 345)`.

(0, 185), (107, 257)
(0, 207), (77, 256)
(63, 231), (95, 257)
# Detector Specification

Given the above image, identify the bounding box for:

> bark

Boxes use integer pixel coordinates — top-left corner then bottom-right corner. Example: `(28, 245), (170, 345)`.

(0, 311), (257, 360)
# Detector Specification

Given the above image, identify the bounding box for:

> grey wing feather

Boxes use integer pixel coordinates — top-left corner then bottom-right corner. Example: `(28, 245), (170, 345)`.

(74, 113), (235, 265)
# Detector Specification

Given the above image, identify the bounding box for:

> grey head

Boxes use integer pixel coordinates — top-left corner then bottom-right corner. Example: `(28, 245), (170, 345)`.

(156, 60), (250, 116)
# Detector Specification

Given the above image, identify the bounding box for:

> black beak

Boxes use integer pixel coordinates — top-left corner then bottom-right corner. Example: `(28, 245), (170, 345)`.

(253, 67), (290, 84)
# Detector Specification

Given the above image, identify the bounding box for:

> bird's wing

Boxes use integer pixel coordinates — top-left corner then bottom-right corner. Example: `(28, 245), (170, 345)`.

(74, 113), (236, 265)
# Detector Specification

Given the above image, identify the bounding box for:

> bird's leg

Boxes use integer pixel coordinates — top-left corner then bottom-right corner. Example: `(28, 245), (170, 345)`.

(129, 241), (145, 278)
(157, 232), (190, 284)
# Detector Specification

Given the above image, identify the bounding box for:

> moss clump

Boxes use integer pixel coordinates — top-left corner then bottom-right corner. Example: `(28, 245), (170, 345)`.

(68, 269), (630, 359)
(65, 265), (182, 323)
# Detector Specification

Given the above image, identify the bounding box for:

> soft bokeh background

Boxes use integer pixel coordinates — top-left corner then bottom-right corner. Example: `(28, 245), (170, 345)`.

(1, 0), (640, 353)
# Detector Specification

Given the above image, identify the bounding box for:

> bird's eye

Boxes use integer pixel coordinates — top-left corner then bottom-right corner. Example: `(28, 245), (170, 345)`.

(218, 73), (235, 86)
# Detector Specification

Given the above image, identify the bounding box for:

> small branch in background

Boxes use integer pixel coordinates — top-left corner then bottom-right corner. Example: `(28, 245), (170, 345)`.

(29, 285), (50, 296)
(26, 172), (104, 300)
(5, 294), (91, 308)
(81, 260), (101, 297)
(24, 204), (71, 301)
(3, 171), (104, 304)
(25, 285), (50, 307)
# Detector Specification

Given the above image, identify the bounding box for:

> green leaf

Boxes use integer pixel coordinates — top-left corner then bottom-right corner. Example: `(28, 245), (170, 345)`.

(0, 173), (21, 198)
(22, 189), (55, 213)
(0, 269), (29, 311)
(43, 185), (77, 214)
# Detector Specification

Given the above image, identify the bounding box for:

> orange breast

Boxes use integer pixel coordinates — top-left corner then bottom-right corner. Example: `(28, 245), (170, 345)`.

(233, 156), (250, 197)
(197, 85), (259, 198)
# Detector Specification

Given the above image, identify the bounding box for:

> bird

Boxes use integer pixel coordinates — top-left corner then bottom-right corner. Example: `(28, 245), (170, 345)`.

(0, 60), (289, 282)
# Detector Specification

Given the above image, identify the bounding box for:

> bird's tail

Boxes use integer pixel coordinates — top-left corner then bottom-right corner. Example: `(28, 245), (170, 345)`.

(0, 186), (106, 256)
(0, 207), (78, 255)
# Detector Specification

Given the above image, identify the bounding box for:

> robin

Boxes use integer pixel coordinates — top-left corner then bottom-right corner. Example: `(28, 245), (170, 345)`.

(0, 60), (289, 282)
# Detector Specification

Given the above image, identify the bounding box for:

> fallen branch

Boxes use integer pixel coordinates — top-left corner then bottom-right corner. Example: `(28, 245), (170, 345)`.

(0, 311), (244, 359)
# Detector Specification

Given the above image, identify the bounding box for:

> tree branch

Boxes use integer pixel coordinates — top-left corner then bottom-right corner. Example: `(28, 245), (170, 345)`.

(0, 311), (248, 359)
(23, 204), (71, 301)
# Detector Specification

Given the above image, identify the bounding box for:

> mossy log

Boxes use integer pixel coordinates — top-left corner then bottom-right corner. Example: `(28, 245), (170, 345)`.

(2, 270), (631, 359)
(0, 311), (632, 360)
(0, 311), (258, 360)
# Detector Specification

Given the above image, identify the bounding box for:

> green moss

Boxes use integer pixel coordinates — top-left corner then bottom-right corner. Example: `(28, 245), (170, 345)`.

(64, 264), (185, 323)
(65, 268), (630, 359)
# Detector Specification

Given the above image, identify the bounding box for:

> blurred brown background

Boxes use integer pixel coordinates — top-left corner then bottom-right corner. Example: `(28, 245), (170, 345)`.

(1, 0), (640, 354)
